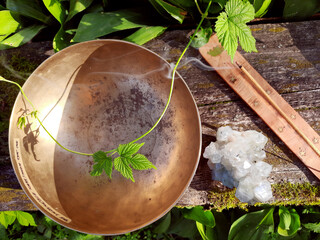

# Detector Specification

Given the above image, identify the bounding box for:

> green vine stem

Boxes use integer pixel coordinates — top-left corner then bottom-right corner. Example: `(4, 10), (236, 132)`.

(0, 0), (213, 158)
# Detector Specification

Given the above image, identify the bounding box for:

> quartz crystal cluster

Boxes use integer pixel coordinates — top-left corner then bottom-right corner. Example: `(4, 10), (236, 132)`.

(203, 126), (273, 203)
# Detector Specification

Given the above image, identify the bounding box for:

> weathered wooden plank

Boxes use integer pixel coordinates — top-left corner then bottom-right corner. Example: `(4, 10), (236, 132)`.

(0, 20), (320, 210)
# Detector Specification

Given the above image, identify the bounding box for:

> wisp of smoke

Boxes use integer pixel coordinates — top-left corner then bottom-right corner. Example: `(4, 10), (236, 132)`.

(179, 57), (234, 71)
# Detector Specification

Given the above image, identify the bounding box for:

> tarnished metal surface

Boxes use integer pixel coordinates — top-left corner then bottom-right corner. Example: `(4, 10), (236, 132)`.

(8, 40), (201, 234)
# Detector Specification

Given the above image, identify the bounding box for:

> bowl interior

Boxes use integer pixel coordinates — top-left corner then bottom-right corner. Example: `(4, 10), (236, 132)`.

(9, 40), (201, 235)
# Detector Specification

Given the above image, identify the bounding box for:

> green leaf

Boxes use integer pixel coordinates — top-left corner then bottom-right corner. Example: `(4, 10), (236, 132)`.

(167, 208), (199, 238)
(196, 221), (216, 240)
(42, 0), (66, 24)
(130, 154), (156, 170)
(53, 26), (73, 52)
(253, 0), (272, 17)
(0, 212), (16, 229)
(114, 157), (134, 182)
(303, 222), (320, 233)
(278, 207), (301, 237)
(72, 9), (146, 42)
(0, 10), (21, 42)
(154, 212), (171, 233)
(191, 26), (213, 48)
(15, 211), (36, 227)
(0, 25), (46, 50)
(124, 26), (167, 45)
(6, 0), (51, 24)
(283, 0), (320, 20)
(182, 206), (215, 228)
(167, 0), (195, 9)
(0, 224), (8, 240)
(153, 0), (186, 23)
(0, 5), (5, 11)
(228, 208), (274, 240)
(215, 0), (257, 62)
(90, 151), (113, 178)
(67, 0), (94, 22)
(117, 142), (144, 158)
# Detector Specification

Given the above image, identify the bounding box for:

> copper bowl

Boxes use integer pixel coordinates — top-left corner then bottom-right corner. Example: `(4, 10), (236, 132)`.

(9, 40), (201, 235)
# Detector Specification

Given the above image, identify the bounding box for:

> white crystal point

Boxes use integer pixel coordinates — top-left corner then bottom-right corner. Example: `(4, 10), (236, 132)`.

(251, 161), (272, 178)
(254, 180), (273, 202)
(216, 126), (237, 142)
(203, 142), (221, 164)
(235, 176), (255, 203)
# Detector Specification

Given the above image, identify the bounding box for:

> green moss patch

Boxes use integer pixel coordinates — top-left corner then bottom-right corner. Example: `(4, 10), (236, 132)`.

(208, 182), (320, 211)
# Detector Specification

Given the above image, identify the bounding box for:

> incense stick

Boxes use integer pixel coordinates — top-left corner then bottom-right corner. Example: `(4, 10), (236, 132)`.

(236, 62), (320, 158)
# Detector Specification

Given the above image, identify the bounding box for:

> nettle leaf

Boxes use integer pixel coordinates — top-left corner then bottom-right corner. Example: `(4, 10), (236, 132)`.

(303, 222), (320, 233)
(278, 206), (301, 237)
(215, 0), (257, 62)
(130, 154), (156, 170)
(90, 151), (113, 178)
(117, 142), (144, 158)
(114, 157), (134, 182)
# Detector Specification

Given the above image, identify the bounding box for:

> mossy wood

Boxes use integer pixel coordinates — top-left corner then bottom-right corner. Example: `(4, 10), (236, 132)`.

(0, 20), (320, 211)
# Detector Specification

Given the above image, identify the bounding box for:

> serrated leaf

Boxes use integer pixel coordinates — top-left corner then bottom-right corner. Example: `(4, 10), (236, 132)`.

(303, 222), (320, 233)
(90, 151), (113, 178)
(114, 157), (134, 182)
(15, 211), (36, 227)
(130, 154), (156, 170)
(117, 142), (144, 158)
(215, 0), (257, 62)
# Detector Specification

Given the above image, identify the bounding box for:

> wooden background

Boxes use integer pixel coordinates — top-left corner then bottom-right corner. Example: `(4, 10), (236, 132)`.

(0, 19), (320, 210)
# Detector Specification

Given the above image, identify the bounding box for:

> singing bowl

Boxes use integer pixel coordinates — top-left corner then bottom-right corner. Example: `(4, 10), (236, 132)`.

(9, 40), (201, 235)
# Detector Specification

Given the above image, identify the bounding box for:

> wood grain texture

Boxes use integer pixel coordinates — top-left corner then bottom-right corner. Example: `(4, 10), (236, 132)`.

(0, 20), (320, 210)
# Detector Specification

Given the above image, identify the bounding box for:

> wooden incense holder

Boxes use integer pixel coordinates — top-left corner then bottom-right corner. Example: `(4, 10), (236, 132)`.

(199, 34), (320, 180)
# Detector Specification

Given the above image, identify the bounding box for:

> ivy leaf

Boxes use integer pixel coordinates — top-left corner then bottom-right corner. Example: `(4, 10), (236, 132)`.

(215, 0), (257, 62)
(130, 154), (156, 170)
(90, 151), (113, 178)
(117, 142), (144, 158)
(303, 222), (320, 233)
(114, 157), (134, 182)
